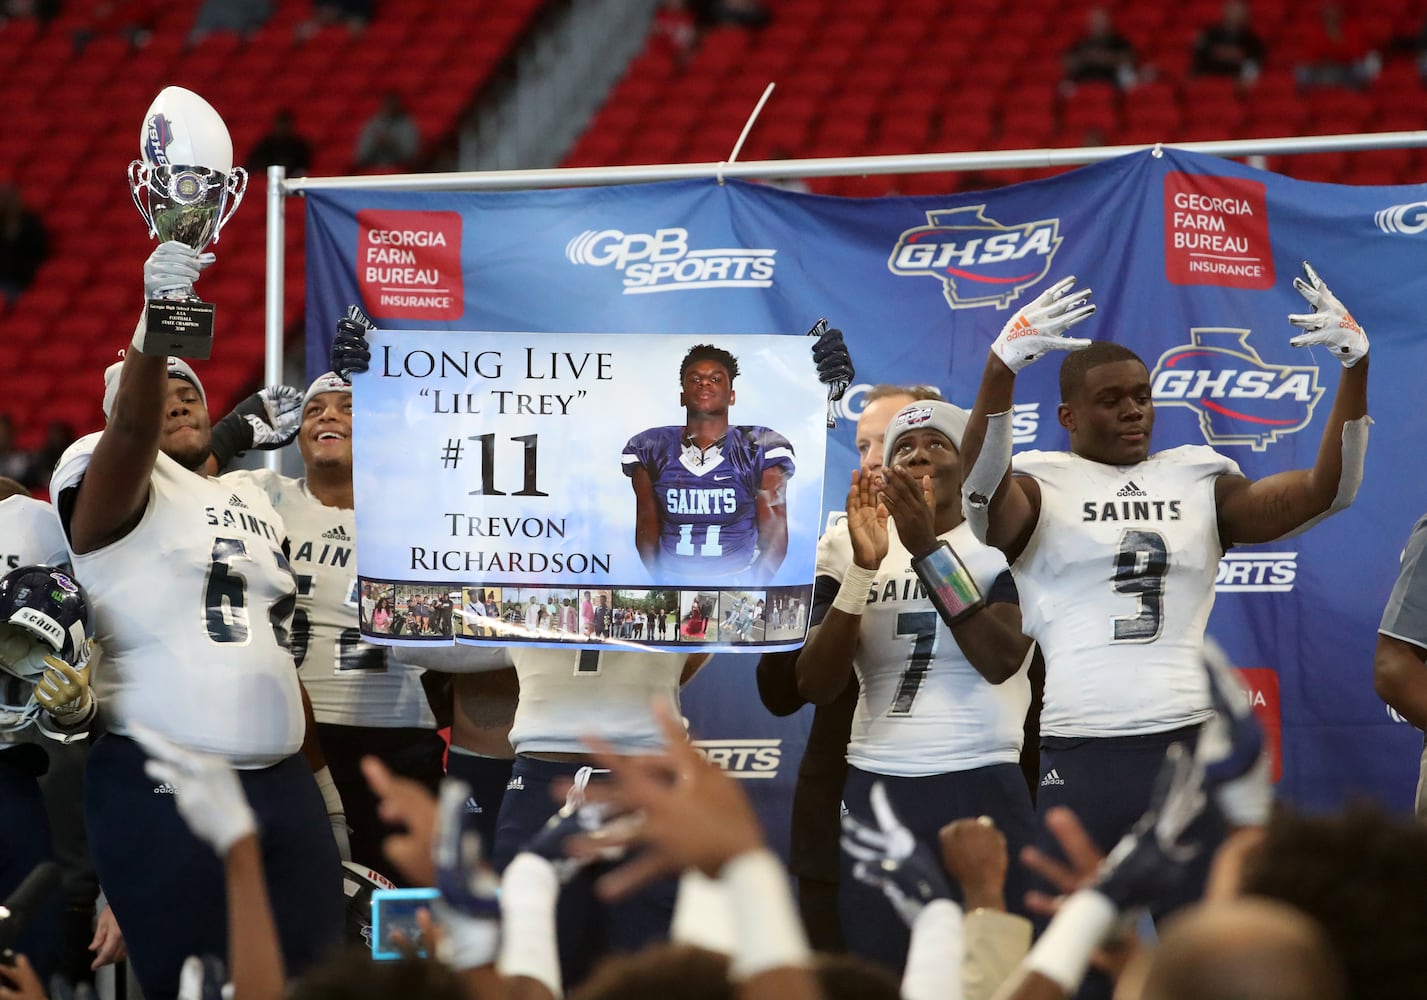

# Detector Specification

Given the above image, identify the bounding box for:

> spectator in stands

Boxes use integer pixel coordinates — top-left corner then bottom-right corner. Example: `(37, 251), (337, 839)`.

(0, 414), (29, 482)
(353, 90), (421, 172)
(1, 0), (60, 24)
(1295, 2), (1378, 89)
(295, 0), (373, 41)
(24, 420), (75, 493)
(1061, 7), (1137, 90)
(1191, 0), (1265, 83)
(189, 0), (271, 43)
(652, 0), (699, 62)
(247, 109), (315, 177)
(70, 0), (161, 50)
(0, 181), (47, 307)
(694, 0), (771, 30)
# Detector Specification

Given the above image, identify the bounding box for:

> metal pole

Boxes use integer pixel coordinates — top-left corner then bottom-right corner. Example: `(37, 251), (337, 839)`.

(263, 165), (287, 472)
(282, 130), (1427, 193)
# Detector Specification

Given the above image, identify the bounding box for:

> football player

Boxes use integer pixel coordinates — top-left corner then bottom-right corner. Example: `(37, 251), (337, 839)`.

(622, 344), (797, 585)
(220, 372), (446, 881)
(795, 399), (1036, 975)
(0, 563), (96, 980)
(755, 383), (940, 952)
(958, 267), (1368, 935)
(50, 243), (344, 1000)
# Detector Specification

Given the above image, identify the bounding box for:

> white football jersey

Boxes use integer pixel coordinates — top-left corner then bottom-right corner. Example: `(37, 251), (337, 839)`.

(506, 647), (685, 755)
(52, 435), (303, 766)
(1012, 446), (1241, 738)
(1, 495), (69, 571)
(817, 519), (1030, 776)
(224, 470), (434, 729)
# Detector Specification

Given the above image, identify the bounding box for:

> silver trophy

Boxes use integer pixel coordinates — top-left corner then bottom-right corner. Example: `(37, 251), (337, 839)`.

(128, 86), (247, 360)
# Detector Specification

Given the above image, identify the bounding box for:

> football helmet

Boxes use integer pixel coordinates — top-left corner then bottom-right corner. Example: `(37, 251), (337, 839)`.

(0, 565), (92, 734)
(342, 861), (397, 949)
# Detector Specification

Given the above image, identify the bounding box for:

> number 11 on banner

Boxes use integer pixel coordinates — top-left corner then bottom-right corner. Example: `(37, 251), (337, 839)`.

(465, 433), (549, 497)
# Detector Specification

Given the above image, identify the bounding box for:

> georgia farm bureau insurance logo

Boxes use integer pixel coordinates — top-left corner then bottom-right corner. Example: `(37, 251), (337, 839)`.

(1149, 328), (1323, 452)
(887, 206), (1061, 310)
(1375, 200), (1427, 234)
(565, 227), (776, 294)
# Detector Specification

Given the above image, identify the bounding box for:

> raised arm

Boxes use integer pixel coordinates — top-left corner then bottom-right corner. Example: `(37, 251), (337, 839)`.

(960, 278), (1096, 561)
(1217, 263), (1369, 546)
(66, 245), (214, 553)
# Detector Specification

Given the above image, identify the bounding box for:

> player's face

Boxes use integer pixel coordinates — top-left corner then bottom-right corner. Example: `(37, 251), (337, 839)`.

(679, 360), (734, 417)
(888, 427), (961, 490)
(160, 379), (212, 471)
(856, 393), (916, 485)
(298, 391), (353, 471)
(1060, 359), (1155, 465)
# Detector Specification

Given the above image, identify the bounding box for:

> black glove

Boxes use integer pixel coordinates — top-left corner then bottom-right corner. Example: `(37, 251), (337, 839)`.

(208, 386), (303, 471)
(331, 304), (374, 379)
(809, 320), (854, 400)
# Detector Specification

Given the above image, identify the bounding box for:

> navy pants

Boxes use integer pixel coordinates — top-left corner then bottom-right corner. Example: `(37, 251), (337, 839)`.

(1034, 726), (1226, 1000)
(444, 748), (514, 858)
(315, 722), (445, 885)
(839, 761), (1037, 977)
(492, 756), (677, 991)
(85, 734), (344, 1000)
(0, 745), (64, 980)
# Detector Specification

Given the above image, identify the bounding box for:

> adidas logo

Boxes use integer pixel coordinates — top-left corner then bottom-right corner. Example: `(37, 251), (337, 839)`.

(321, 526), (352, 541)
(505, 776), (525, 792)
(1039, 769), (1065, 787)
(1116, 480), (1147, 497)
(228, 494), (249, 509)
(153, 782), (177, 795)
(463, 796), (483, 814)
(1005, 315), (1039, 341)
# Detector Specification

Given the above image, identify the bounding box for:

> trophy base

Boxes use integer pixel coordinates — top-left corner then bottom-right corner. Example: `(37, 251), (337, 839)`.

(140, 299), (215, 360)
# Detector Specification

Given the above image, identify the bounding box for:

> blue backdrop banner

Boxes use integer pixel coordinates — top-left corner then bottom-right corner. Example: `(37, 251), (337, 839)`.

(307, 148), (1427, 827)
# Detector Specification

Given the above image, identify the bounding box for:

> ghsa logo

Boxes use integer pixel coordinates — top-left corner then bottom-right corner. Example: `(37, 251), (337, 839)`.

(887, 206), (1061, 310)
(1150, 328), (1324, 452)
(143, 113), (175, 165)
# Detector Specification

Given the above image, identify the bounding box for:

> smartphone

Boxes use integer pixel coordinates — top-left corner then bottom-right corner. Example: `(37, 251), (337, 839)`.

(370, 887), (440, 960)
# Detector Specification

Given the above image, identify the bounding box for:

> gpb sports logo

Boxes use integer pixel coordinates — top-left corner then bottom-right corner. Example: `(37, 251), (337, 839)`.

(566, 227), (775, 295)
(1375, 200), (1427, 234)
(693, 738), (781, 778)
(143, 113), (175, 165)
(887, 206), (1061, 310)
(1150, 328), (1323, 452)
(1215, 551), (1297, 592)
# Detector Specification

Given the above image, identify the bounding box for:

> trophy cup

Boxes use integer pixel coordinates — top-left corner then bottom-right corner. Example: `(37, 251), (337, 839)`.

(128, 86), (247, 360)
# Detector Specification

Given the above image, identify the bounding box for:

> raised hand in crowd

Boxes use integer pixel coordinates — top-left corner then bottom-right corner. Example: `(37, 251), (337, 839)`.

(331, 304), (375, 379)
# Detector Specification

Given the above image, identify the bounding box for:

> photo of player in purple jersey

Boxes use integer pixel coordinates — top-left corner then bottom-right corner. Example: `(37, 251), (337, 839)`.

(622, 344), (796, 585)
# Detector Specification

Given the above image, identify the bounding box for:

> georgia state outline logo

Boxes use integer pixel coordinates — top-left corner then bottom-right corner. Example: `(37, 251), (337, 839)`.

(887, 206), (1061, 310)
(1150, 328), (1324, 452)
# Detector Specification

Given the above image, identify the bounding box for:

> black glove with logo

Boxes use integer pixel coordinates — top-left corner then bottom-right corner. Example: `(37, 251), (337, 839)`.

(331, 304), (374, 379)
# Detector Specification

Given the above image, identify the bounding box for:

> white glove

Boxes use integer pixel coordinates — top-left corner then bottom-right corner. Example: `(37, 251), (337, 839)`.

(1287, 261), (1367, 368)
(143, 240), (215, 300)
(991, 276), (1097, 372)
(130, 722), (257, 855)
(248, 384), (304, 448)
(33, 654), (95, 726)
